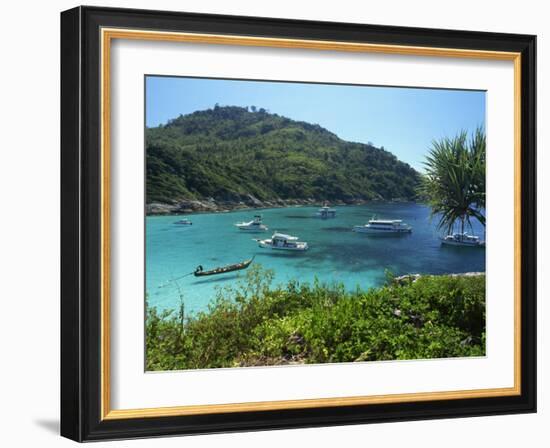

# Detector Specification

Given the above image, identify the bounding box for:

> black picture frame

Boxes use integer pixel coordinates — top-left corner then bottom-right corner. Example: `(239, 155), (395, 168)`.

(61, 5), (536, 442)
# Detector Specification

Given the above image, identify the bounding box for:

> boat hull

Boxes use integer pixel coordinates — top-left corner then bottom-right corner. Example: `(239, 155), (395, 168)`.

(441, 233), (485, 247)
(353, 226), (411, 235)
(315, 213), (336, 219)
(258, 241), (308, 251)
(236, 226), (268, 232)
(194, 258), (254, 276)
(441, 239), (485, 247)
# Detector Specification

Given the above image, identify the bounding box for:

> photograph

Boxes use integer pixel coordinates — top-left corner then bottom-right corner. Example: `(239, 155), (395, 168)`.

(144, 76), (487, 371)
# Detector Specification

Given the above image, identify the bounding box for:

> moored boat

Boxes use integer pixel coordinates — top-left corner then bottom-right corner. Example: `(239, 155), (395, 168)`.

(194, 257), (254, 277)
(353, 218), (412, 234)
(315, 204), (336, 219)
(174, 218), (192, 225)
(256, 233), (308, 251)
(441, 233), (485, 247)
(235, 215), (268, 232)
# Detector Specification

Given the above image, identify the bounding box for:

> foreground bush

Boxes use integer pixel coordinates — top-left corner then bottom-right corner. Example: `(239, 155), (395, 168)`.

(146, 266), (485, 371)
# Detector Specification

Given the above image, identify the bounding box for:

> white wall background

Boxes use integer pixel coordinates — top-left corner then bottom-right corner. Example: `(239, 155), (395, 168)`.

(0, 0), (545, 446)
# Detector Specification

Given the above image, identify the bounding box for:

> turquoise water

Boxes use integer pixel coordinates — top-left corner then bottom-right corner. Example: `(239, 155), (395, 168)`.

(146, 204), (485, 314)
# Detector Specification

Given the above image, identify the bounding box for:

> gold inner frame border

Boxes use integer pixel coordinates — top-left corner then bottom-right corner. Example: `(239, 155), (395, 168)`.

(99, 27), (522, 420)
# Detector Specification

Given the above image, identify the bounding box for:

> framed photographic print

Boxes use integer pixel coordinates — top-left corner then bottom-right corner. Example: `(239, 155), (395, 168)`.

(60, 6), (536, 442)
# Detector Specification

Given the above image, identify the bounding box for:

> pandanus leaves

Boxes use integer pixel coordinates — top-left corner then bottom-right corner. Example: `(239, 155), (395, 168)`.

(420, 128), (486, 234)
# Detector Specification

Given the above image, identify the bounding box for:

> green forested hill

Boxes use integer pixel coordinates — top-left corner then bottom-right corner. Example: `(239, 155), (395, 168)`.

(146, 105), (420, 204)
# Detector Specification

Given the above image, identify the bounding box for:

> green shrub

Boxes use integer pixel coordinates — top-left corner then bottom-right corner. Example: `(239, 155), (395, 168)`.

(145, 265), (485, 371)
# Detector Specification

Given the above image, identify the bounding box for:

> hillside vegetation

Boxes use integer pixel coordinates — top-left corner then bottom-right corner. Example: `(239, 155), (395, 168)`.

(146, 266), (485, 370)
(146, 106), (420, 205)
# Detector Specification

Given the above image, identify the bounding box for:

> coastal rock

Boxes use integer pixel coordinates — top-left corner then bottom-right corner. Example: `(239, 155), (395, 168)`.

(244, 194), (263, 207)
(393, 272), (484, 285)
(175, 200), (219, 213)
(451, 271), (485, 277)
(146, 197), (397, 216)
(146, 202), (178, 215)
(394, 274), (421, 285)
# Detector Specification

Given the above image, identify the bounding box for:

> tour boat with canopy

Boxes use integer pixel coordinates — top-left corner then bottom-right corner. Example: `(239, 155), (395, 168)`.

(441, 232), (485, 247)
(353, 217), (412, 234)
(315, 204), (336, 219)
(256, 233), (309, 251)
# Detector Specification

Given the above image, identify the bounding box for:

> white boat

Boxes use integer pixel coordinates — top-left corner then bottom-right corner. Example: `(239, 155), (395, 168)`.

(441, 233), (485, 247)
(174, 218), (192, 225)
(256, 233), (308, 251)
(235, 215), (268, 232)
(353, 218), (412, 234)
(315, 205), (336, 219)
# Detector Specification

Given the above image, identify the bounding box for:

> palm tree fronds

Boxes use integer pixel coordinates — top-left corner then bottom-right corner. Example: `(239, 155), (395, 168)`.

(419, 127), (486, 234)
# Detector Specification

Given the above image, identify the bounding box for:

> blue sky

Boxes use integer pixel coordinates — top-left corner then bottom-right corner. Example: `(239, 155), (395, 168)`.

(146, 76), (485, 172)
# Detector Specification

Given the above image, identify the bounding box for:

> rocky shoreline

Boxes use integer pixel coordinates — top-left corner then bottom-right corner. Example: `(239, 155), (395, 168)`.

(394, 272), (485, 285)
(145, 195), (399, 216)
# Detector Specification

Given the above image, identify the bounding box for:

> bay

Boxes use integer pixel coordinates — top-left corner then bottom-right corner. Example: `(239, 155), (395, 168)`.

(146, 203), (485, 315)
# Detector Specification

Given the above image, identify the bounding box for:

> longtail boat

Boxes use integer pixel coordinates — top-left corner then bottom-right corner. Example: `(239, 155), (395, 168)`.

(193, 257), (254, 277)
